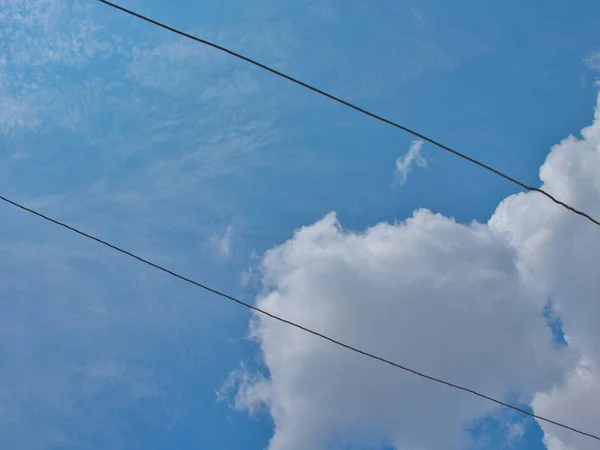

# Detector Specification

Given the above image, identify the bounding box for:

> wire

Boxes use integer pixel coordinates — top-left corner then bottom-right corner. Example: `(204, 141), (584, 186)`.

(95, 0), (600, 228)
(1, 193), (598, 441)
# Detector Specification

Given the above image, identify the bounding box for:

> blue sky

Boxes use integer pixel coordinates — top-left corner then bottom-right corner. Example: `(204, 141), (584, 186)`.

(1, 0), (600, 449)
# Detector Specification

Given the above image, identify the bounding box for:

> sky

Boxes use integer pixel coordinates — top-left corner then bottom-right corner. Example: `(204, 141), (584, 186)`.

(1, 0), (600, 449)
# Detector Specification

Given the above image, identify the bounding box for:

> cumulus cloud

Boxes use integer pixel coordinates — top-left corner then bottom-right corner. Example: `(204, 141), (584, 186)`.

(489, 93), (600, 450)
(532, 360), (600, 450)
(394, 140), (427, 186)
(223, 93), (600, 450)
(222, 212), (568, 449)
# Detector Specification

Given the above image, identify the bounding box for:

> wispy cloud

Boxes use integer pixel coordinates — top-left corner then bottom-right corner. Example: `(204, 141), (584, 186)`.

(0, 0), (118, 135)
(394, 140), (427, 186)
(214, 225), (235, 259)
(584, 50), (600, 71)
(506, 422), (525, 443)
(0, 2), (288, 447)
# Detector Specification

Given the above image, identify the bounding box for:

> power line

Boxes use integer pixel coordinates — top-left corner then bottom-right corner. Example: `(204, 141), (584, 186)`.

(95, 0), (600, 228)
(1, 193), (598, 442)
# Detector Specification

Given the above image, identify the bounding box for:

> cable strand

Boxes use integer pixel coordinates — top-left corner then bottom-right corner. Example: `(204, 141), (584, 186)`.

(95, 0), (600, 227)
(1, 193), (598, 441)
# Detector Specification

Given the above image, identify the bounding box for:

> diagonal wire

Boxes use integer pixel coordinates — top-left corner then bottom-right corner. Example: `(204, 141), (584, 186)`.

(95, 0), (600, 228)
(1, 193), (599, 441)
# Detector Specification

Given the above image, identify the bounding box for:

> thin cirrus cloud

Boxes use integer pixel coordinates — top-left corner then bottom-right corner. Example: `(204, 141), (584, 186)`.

(0, 0), (118, 135)
(0, 3), (283, 448)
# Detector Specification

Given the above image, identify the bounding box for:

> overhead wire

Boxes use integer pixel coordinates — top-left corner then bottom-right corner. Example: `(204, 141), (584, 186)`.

(95, 0), (600, 228)
(1, 193), (599, 441)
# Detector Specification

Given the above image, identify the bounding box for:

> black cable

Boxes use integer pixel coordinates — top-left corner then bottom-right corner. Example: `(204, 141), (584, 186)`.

(95, 0), (600, 228)
(1, 193), (598, 441)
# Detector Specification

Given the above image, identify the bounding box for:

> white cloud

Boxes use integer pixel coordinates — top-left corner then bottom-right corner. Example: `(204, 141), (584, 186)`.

(0, 0), (118, 134)
(489, 93), (600, 450)
(394, 140), (427, 186)
(584, 51), (600, 71)
(507, 422), (526, 443)
(213, 225), (235, 259)
(224, 93), (600, 449)
(532, 360), (600, 450)
(222, 211), (568, 450)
